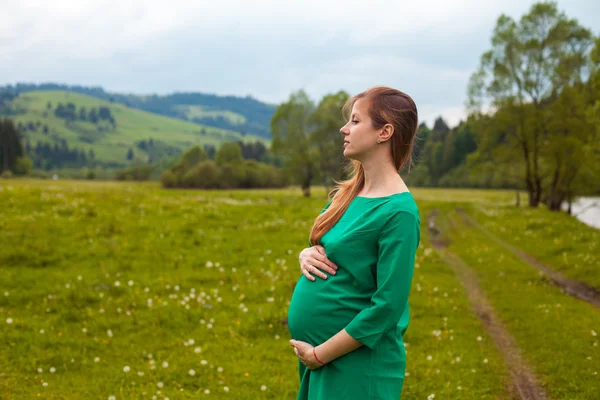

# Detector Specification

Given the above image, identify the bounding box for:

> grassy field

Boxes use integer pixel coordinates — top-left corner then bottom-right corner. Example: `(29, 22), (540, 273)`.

(0, 180), (598, 399)
(6, 91), (269, 165)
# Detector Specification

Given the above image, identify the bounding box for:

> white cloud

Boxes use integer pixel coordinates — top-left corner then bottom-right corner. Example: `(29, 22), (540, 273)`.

(1, 0), (598, 127)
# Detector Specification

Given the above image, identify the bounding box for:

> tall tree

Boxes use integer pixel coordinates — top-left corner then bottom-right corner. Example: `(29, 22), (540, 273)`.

(467, 1), (593, 207)
(270, 90), (316, 197)
(431, 117), (450, 142)
(0, 119), (24, 173)
(308, 90), (350, 192)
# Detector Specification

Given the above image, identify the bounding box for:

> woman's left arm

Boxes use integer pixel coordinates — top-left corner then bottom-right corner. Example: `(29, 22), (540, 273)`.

(316, 210), (420, 363)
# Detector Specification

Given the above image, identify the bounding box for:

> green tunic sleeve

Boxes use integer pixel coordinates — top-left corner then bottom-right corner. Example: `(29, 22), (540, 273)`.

(344, 210), (420, 349)
(308, 200), (332, 247)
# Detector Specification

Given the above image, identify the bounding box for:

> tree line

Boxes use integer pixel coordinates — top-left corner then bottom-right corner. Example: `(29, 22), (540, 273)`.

(51, 102), (116, 127)
(28, 139), (92, 170)
(270, 1), (599, 214)
(157, 142), (287, 189)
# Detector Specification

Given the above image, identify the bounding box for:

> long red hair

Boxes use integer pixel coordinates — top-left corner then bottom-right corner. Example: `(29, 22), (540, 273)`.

(309, 86), (418, 246)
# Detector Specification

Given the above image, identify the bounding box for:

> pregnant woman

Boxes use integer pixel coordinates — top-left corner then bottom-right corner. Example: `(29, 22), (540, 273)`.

(287, 86), (421, 400)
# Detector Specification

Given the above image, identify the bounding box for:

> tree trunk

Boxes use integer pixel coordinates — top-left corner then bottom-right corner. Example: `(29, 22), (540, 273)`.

(521, 137), (539, 207)
(302, 162), (314, 197)
(547, 191), (565, 211)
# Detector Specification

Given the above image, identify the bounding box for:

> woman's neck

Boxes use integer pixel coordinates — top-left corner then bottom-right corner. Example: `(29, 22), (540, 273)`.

(358, 156), (408, 197)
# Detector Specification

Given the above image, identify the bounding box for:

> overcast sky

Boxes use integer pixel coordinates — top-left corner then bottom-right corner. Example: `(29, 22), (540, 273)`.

(1, 0), (598, 127)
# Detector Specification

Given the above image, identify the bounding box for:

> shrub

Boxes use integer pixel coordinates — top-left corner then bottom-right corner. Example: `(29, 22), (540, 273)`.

(160, 170), (178, 188)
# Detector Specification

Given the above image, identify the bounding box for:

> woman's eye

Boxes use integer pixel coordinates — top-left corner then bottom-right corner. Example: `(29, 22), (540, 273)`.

(352, 120), (359, 124)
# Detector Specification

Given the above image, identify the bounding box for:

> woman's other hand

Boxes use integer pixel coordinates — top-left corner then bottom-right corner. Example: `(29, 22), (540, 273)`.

(298, 245), (338, 281)
(289, 339), (325, 370)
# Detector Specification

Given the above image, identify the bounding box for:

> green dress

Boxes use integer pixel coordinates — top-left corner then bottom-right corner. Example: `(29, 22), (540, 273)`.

(287, 192), (420, 400)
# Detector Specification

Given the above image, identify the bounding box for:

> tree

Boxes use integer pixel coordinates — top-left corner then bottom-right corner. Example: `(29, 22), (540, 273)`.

(431, 117), (450, 142)
(270, 89), (316, 196)
(14, 156), (32, 175)
(0, 119), (24, 173)
(467, 1), (594, 207)
(215, 141), (243, 166)
(308, 90), (350, 192)
(126, 148), (134, 160)
(89, 108), (98, 123)
(181, 145), (209, 169)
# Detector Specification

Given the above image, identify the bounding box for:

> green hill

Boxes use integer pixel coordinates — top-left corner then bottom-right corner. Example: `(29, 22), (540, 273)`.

(4, 90), (269, 168)
(0, 83), (276, 138)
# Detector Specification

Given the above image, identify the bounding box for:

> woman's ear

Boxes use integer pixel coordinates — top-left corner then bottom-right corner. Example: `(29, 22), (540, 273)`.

(381, 124), (394, 140)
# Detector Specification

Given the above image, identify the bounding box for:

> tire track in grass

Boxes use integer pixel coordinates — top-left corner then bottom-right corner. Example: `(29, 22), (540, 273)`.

(456, 208), (600, 309)
(429, 209), (548, 400)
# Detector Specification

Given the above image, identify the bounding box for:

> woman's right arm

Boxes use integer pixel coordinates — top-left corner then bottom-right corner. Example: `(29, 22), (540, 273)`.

(299, 199), (337, 280)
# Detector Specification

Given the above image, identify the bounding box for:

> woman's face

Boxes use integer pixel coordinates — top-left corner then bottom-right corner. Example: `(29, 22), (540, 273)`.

(339, 99), (380, 161)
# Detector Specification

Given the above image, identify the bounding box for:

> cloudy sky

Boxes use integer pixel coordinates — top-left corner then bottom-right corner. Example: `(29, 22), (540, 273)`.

(1, 0), (598, 127)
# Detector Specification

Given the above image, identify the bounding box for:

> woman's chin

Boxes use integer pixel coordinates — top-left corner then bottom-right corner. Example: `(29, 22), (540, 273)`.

(343, 148), (360, 161)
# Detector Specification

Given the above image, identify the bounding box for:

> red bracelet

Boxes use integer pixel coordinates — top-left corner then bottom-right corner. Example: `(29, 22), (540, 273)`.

(313, 347), (326, 365)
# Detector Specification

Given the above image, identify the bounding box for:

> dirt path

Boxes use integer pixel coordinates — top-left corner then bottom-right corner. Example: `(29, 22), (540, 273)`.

(456, 208), (600, 309)
(428, 209), (548, 400)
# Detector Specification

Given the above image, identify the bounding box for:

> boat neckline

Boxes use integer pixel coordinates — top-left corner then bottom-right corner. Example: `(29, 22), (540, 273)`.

(354, 191), (412, 200)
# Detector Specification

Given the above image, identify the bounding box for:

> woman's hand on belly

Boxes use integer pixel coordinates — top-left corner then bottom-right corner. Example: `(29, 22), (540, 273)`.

(299, 245), (338, 281)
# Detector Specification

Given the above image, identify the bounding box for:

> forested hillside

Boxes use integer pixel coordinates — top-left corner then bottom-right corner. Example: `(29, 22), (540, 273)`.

(0, 90), (268, 170)
(0, 83), (275, 139)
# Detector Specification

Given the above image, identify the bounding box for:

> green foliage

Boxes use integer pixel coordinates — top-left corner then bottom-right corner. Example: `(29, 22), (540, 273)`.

(181, 160), (220, 188)
(219, 162), (247, 188)
(163, 143), (287, 189)
(85, 168), (96, 180)
(466, 1), (598, 207)
(308, 91), (350, 188)
(270, 90), (319, 196)
(160, 169), (178, 188)
(115, 165), (154, 181)
(13, 156), (32, 175)
(0, 118), (24, 173)
(181, 145), (209, 169)
(215, 142), (243, 166)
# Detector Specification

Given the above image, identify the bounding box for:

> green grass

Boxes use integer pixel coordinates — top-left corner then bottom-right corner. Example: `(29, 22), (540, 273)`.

(441, 207), (600, 400)
(6, 91), (269, 165)
(401, 201), (509, 399)
(0, 182), (597, 399)
(465, 203), (600, 290)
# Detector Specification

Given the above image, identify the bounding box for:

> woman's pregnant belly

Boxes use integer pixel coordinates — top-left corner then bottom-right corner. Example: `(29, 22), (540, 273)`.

(287, 269), (369, 346)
